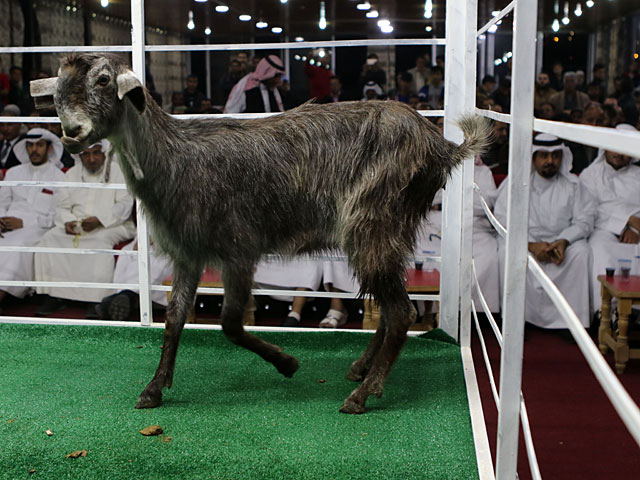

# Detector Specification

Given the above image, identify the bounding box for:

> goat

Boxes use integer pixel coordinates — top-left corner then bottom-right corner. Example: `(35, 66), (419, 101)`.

(31, 53), (490, 414)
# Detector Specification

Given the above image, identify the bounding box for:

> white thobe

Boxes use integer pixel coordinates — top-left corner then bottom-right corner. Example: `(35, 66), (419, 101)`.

(112, 237), (174, 306)
(253, 257), (323, 302)
(580, 157), (640, 310)
(495, 171), (595, 328)
(323, 251), (360, 294)
(414, 164), (501, 313)
(0, 162), (65, 298)
(35, 161), (136, 302)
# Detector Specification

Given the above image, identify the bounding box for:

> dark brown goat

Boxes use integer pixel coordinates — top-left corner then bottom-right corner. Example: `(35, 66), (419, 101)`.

(31, 53), (490, 414)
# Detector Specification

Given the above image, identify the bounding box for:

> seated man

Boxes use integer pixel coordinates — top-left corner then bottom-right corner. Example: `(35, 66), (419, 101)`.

(321, 254), (360, 328)
(580, 124), (640, 312)
(34, 140), (136, 315)
(495, 133), (595, 330)
(94, 234), (173, 321)
(0, 129), (65, 311)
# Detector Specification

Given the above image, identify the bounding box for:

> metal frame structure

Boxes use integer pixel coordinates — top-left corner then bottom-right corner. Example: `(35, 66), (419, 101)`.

(1, 1), (640, 479)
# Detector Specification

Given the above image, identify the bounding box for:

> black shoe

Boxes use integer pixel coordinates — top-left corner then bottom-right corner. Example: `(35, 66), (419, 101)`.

(94, 301), (109, 320)
(281, 315), (300, 327)
(35, 296), (67, 316)
(109, 293), (131, 321)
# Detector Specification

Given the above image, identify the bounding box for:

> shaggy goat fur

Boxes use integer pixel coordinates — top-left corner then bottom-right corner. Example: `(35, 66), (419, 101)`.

(35, 53), (491, 414)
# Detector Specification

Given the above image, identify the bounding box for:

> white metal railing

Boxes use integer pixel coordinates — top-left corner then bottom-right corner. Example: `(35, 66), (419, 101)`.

(474, 183), (640, 450)
(476, 1), (515, 37)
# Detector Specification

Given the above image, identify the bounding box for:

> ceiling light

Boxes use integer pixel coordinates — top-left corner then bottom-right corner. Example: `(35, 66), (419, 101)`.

(204, 26), (211, 35)
(491, 10), (500, 16)
(215, 5), (229, 12)
(561, 16), (570, 25)
(552, 18), (560, 31)
(256, 21), (268, 28)
(295, 36), (304, 42)
(239, 14), (252, 21)
(187, 10), (195, 30)
(318, 49), (326, 58)
(366, 10), (379, 18)
(586, 0), (594, 7)
(310, 59), (315, 65)
(100, 0), (109, 7)
(562, 1), (570, 24)
(381, 24), (394, 33)
(356, 2), (371, 10)
(424, 0), (433, 19)
(425, 25), (432, 32)
(194, 0), (207, 2)
(280, 0), (288, 3)
(319, 1), (327, 30)
(294, 54), (301, 60)
(488, 24), (498, 33)
(574, 3), (583, 16)
(377, 19), (390, 28)
(494, 59), (503, 66)
(271, 26), (283, 33)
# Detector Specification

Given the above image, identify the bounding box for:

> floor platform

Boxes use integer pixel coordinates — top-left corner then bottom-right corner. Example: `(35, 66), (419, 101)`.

(0, 323), (479, 479)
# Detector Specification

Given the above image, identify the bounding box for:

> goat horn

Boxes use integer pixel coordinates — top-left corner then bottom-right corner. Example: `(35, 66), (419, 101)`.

(29, 77), (58, 110)
(30, 77), (58, 97)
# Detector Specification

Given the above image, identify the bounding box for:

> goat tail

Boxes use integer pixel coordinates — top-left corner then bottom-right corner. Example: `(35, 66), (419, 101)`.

(454, 114), (493, 162)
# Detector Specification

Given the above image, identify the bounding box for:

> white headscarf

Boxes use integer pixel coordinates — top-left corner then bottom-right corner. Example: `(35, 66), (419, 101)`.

(531, 132), (576, 182)
(592, 123), (640, 165)
(70, 139), (114, 183)
(362, 81), (383, 100)
(13, 128), (64, 169)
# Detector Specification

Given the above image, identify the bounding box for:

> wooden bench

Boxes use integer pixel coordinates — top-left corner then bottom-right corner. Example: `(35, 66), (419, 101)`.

(363, 268), (440, 331)
(163, 268), (255, 325)
(598, 274), (640, 374)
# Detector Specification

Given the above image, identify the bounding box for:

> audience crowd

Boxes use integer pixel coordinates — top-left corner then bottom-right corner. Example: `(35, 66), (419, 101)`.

(0, 50), (639, 333)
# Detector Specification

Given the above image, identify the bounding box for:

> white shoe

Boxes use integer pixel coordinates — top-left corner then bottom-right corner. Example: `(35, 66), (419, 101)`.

(319, 309), (348, 328)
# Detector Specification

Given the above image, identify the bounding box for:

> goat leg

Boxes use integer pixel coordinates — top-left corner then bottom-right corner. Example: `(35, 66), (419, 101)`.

(135, 263), (201, 409)
(221, 266), (299, 378)
(340, 291), (415, 414)
(345, 314), (387, 382)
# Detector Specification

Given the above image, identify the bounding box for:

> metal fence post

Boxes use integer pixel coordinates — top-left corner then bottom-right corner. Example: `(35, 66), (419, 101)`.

(130, 0), (153, 326)
(495, 0), (537, 478)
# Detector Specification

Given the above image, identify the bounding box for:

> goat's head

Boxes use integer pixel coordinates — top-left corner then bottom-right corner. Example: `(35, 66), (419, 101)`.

(30, 54), (145, 154)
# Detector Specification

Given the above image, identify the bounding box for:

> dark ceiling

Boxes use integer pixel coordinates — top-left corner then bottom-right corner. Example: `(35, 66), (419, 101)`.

(84, 0), (640, 41)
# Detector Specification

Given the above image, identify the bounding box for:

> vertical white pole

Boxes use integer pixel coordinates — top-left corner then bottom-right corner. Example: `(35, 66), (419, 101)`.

(495, 0), (537, 478)
(442, 0), (474, 339)
(459, 0), (478, 349)
(205, 37), (212, 99)
(487, 33), (495, 76)
(535, 31), (544, 76)
(131, 0), (153, 327)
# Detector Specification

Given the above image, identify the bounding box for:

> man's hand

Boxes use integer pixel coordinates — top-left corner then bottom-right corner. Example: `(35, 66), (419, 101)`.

(0, 217), (24, 231)
(627, 215), (640, 232)
(620, 227), (640, 244)
(544, 239), (569, 265)
(81, 216), (102, 232)
(65, 221), (79, 235)
(528, 241), (552, 263)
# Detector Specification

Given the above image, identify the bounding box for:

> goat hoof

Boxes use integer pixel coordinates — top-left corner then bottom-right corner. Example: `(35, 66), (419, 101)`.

(345, 370), (363, 382)
(135, 393), (162, 409)
(345, 362), (368, 382)
(274, 354), (299, 378)
(340, 398), (366, 415)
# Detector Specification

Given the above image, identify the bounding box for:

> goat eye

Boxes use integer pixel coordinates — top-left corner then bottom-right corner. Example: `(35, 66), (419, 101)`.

(98, 75), (110, 86)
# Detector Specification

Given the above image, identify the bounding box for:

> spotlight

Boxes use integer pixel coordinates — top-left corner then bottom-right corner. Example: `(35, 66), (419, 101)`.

(366, 10), (379, 18)
(239, 14), (252, 21)
(271, 26), (283, 34)
(187, 10), (195, 30)
(377, 19), (390, 28)
(204, 26), (211, 35)
(381, 24), (394, 33)
(586, 0), (594, 7)
(356, 2), (371, 10)
(574, 3), (583, 16)
(424, 0), (433, 19)
(552, 18), (560, 31)
(488, 24), (498, 33)
(295, 36), (304, 42)
(215, 5), (229, 12)
(562, 16), (570, 25)
(319, 1), (327, 30)
(281, 0), (288, 3)
(425, 25), (432, 32)
(256, 21), (268, 28)
(100, 0), (109, 7)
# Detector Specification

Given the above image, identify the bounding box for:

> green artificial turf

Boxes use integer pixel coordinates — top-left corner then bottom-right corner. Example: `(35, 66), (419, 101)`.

(0, 324), (478, 480)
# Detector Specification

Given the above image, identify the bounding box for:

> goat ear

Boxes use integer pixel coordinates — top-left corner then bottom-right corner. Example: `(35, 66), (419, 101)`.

(116, 71), (145, 113)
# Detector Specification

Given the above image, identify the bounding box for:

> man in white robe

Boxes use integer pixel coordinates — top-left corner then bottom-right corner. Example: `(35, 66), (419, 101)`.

(495, 133), (595, 329)
(34, 140), (136, 314)
(580, 124), (640, 312)
(320, 254), (360, 328)
(0, 129), (65, 310)
(93, 235), (173, 321)
(253, 257), (323, 327)
(414, 161), (501, 314)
